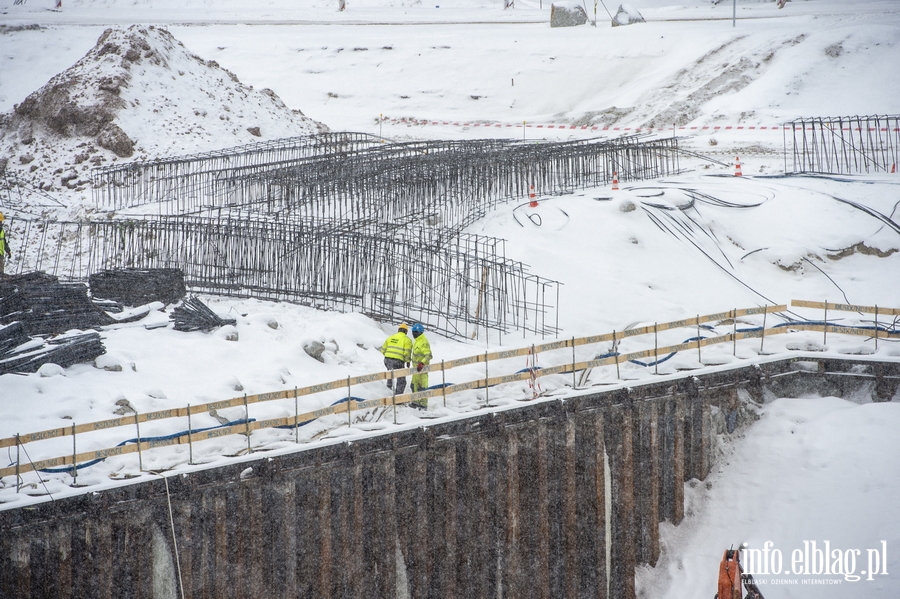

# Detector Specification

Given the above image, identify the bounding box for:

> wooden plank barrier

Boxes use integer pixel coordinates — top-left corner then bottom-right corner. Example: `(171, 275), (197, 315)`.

(5, 301), (898, 482)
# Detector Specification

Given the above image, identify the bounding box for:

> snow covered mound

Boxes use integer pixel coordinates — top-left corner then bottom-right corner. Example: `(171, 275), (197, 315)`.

(0, 25), (327, 194)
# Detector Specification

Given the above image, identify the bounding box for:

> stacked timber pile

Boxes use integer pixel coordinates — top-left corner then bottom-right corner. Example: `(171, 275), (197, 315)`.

(171, 296), (236, 332)
(89, 268), (186, 306)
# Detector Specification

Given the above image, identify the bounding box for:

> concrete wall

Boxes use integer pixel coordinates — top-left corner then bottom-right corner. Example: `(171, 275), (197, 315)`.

(1, 357), (897, 599)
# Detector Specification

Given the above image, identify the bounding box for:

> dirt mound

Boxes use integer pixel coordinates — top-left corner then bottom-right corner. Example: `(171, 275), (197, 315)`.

(0, 25), (327, 197)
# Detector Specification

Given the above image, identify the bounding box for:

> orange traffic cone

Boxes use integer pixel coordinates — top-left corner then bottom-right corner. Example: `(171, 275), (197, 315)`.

(529, 185), (538, 207)
(735, 156), (743, 177)
(612, 172), (619, 191)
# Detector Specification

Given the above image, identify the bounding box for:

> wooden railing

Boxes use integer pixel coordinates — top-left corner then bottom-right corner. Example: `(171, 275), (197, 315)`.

(2, 300), (897, 482)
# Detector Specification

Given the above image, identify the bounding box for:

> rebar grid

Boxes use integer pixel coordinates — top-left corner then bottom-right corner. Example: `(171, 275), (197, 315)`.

(12, 215), (558, 339)
(57, 133), (681, 339)
(786, 115), (900, 175)
(92, 134), (681, 220)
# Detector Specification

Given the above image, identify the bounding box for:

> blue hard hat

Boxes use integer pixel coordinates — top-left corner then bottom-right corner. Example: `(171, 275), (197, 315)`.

(412, 323), (425, 334)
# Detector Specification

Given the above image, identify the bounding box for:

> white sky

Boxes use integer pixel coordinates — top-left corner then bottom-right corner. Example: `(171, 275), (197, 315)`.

(1, 1), (899, 596)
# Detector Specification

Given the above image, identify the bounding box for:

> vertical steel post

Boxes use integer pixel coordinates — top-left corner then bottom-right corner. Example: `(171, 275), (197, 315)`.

(243, 394), (251, 453)
(572, 337), (577, 388)
(392, 369), (397, 425)
(733, 309), (737, 356)
(875, 305), (879, 351)
(697, 315), (702, 364)
(134, 412), (143, 472)
(347, 376), (352, 428)
(187, 405), (194, 465)
(484, 351), (490, 406)
(613, 330), (620, 379)
(441, 360), (447, 407)
(654, 323), (659, 375)
(760, 307), (768, 354)
(294, 387), (299, 443)
(71, 423), (77, 486)
(15, 434), (21, 493)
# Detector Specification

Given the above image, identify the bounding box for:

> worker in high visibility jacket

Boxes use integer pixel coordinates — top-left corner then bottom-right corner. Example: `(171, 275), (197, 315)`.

(380, 323), (412, 394)
(410, 323), (433, 408)
(0, 213), (11, 275)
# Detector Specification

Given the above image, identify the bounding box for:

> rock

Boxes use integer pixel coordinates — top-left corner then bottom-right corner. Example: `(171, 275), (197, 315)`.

(550, 2), (588, 27)
(96, 122), (135, 157)
(612, 4), (645, 27)
(303, 340), (327, 362)
(225, 331), (239, 341)
(247, 126), (261, 137)
(619, 199), (636, 213)
(19, 154), (34, 164)
(113, 398), (137, 415)
(266, 319), (278, 329)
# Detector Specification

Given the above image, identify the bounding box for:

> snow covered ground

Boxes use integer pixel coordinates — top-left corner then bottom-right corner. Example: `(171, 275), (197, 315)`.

(1, 0), (899, 596)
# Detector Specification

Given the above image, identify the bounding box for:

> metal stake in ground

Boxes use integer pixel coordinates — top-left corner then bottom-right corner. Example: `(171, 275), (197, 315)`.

(613, 331), (620, 379)
(134, 411), (143, 472)
(15, 434), (20, 493)
(187, 405), (194, 465)
(72, 423), (77, 487)
(243, 394), (251, 453)
(441, 360), (447, 407)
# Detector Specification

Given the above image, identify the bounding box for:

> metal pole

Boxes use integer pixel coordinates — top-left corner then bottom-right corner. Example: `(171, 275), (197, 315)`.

(243, 394), (251, 453)
(733, 309), (737, 356)
(441, 360), (447, 407)
(824, 301), (828, 345)
(15, 434), (20, 493)
(697, 315), (702, 364)
(392, 370), (397, 425)
(135, 412), (143, 472)
(875, 305), (879, 351)
(654, 323), (659, 375)
(760, 308), (768, 354)
(187, 405), (194, 465)
(733, 0), (736, 27)
(72, 423), (77, 486)
(572, 337), (577, 388)
(613, 330), (620, 379)
(484, 351), (490, 406)
(347, 376), (352, 427)
(294, 387), (299, 443)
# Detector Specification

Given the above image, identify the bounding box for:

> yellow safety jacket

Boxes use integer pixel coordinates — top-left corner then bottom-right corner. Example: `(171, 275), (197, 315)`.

(0, 228), (7, 255)
(381, 331), (412, 362)
(412, 334), (432, 367)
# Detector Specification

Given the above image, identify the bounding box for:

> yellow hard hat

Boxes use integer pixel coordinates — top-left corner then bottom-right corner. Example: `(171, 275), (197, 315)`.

(398, 322), (410, 331)
(0, 212), (4, 222)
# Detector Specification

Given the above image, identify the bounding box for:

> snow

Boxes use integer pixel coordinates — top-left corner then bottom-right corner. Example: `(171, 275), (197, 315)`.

(1, 0), (899, 595)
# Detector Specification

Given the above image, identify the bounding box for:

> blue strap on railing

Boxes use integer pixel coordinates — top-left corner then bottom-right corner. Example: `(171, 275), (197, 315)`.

(34, 418), (256, 474)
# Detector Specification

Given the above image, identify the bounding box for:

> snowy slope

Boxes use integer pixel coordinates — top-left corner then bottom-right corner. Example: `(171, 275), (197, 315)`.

(0, 24), (325, 196)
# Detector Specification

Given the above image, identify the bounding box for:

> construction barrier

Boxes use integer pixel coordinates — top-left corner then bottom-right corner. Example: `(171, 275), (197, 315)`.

(2, 301), (898, 484)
